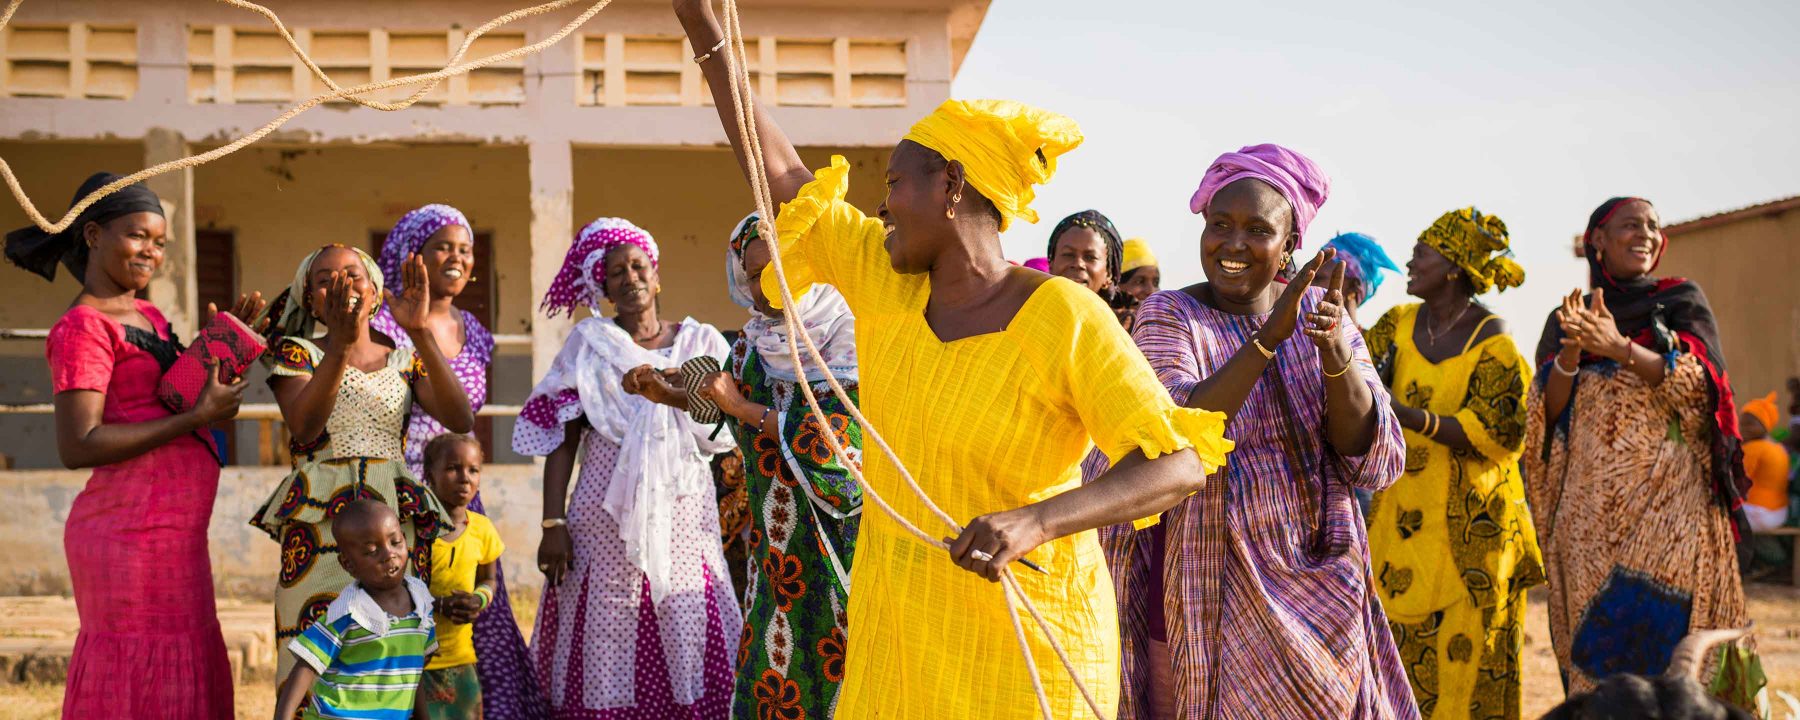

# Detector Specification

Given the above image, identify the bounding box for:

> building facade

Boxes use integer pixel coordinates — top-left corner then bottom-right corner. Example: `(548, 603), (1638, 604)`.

(0, 0), (989, 467)
(1659, 196), (1800, 414)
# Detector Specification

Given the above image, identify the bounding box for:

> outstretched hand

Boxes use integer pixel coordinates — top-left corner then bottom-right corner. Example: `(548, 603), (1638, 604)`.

(1260, 247), (1333, 346)
(385, 254), (432, 333)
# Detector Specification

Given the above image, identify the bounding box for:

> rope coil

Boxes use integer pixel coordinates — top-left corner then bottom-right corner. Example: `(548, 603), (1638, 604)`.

(0, 1), (1102, 715)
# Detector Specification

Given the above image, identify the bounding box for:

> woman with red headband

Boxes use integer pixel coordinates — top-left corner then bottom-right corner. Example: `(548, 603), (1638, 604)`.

(1527, 197), (1764, 713)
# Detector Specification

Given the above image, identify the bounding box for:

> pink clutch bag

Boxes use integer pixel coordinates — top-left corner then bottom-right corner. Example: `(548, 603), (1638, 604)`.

(157, 311), (267, 415)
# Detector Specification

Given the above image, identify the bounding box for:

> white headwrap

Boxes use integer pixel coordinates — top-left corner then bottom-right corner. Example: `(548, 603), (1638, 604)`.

(726, 213), (857, 383)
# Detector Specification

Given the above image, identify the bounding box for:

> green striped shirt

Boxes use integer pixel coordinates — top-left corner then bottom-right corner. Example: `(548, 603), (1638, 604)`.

(290, 580), (437, 720)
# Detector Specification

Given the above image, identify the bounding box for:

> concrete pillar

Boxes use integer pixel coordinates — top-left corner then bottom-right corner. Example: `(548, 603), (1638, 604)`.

(528, 137), (574, 382)
(143, 128), (197, 339)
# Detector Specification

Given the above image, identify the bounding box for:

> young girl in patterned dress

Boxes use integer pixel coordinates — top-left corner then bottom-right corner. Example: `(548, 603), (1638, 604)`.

(252, 245), (471, 685)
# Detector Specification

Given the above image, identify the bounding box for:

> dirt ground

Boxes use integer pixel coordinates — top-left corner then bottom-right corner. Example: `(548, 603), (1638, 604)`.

(2, 583), (1792, 719)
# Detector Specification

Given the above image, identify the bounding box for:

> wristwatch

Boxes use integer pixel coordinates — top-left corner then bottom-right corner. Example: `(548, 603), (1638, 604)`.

(542, 518), (567, 529)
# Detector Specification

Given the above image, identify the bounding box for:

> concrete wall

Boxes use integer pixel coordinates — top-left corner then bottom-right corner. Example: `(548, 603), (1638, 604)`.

(1659, 206), (1800, 411)
(0, 465), (549, 600)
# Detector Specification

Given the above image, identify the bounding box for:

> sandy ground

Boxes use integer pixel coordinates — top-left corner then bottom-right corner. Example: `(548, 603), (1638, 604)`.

(2, 583), (1792, 719)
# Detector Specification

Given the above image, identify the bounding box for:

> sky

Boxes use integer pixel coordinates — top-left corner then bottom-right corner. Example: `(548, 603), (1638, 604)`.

(952, 0), (1800, 354)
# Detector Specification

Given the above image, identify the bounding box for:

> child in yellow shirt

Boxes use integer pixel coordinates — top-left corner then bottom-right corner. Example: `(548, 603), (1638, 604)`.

(417, 433), (505, 719)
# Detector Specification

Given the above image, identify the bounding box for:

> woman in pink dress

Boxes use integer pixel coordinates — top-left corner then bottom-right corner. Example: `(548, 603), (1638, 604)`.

(6, 172), (263, 718)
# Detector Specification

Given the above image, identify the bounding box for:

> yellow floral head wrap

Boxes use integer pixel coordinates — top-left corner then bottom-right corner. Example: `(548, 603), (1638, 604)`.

(1418, 207), (1525, 294)
(1122, 237), (1158, 273)
(902, 99), (1083, 231)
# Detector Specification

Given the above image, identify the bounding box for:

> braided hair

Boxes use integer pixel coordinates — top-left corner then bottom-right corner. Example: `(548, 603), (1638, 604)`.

(1046, 210), (1130, 312)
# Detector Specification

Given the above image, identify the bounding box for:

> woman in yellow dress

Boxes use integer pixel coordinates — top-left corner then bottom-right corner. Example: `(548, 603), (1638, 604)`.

(671, 3), (1233, 718)
(1364, 209), (1545, 720)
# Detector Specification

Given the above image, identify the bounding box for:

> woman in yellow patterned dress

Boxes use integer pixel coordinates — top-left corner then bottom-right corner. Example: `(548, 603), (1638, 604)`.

(671, 4), (1234, 717)
(1365, 209), (1544, 720)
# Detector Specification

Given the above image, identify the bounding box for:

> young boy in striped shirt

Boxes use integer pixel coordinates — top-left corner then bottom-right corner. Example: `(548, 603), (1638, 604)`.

(274, 499), (437, 720)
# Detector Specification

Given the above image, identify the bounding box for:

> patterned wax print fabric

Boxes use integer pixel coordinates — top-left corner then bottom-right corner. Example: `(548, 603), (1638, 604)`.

(47, 301), (234, 718)
(289, 577), (438, 720)
(1103, 288), (1417, 720)
(512, 319), (740, 716)
(370, 305), (545, 720)
(250, 336), (453, 680)
(759, 156), (1231, 718)
(1364, 304), (1546, 719)
(419, 663), (485, 720)
(1525, 336), (1764, 710)
(728, 338), (864, 720)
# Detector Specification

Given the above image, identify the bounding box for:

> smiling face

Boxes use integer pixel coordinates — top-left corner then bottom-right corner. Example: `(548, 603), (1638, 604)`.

(427, 439), (483, 510)
(417, 224), (474, 299)
(83, 211), (168, 292)
(306, 246), (373, 321)
(1120, 266), (1161, 303)
(1200, 178), (1295, 307)
(334, 507), (410, 592)
(739, 235), (780, 318)
(1050, 227), (1111, 293)
(1405, 241), (1461, 298)
(600, 243), (658, 314)
(880, 140), (969, 275)
(1592, 199), (1662, 281)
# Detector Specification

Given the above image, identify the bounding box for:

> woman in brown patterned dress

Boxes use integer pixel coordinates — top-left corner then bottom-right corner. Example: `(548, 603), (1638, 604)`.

(1526, 197), (1764, 713)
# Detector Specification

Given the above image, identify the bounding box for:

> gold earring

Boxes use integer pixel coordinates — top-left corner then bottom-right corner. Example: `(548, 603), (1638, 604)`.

(946, 204), (956, 220)
(1281, 252), (1292, 265)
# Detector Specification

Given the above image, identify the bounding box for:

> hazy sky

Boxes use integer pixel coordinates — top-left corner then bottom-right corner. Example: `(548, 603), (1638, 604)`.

(953, 0), (1800, 353)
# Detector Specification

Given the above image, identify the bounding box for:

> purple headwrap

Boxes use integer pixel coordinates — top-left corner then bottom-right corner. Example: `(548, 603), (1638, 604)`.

(378, 204), (470, 286)
(540, 217), (659, 318)
(1022, 256), (1051, 273)
(1188, 143), (1331, 246)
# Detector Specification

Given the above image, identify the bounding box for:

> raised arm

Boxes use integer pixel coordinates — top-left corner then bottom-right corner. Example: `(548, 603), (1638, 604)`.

(388, 255), (473, 432)
(674, 0), (812, 206)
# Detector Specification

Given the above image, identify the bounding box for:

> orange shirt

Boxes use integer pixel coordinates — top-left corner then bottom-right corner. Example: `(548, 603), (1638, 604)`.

(1743, 438), (1791, 510)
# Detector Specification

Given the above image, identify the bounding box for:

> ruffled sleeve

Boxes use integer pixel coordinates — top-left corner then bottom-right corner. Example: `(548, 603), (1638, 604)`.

(762, 155), (892, 313)
(46, 307), (118, 394)
(1056, 283), (1233, 528)
(269, 337), (323, 377)
(1454, 337), (1531, 464)
(511, 331), (588, 457)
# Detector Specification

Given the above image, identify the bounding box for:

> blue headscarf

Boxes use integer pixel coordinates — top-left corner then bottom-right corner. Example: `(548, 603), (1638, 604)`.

(1321, 232), (1399, 306)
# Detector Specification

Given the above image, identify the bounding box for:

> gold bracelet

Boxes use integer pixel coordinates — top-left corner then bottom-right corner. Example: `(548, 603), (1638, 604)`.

(1426, 412), (1441, 438)
(1322, 361), (1351, 378)
(1251, 337), (1276, 360)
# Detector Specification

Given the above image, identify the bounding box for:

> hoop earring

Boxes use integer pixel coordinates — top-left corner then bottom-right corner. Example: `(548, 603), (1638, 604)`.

(1281, 252), (1292, 265)
(946, 204), (956, 220)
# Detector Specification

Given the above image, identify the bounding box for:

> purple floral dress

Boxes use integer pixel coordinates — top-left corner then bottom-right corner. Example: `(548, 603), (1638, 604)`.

(374, 305), (549, 719)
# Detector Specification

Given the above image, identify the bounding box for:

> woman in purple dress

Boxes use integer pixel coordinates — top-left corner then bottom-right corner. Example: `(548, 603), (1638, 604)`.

(372, 204), (546, 719)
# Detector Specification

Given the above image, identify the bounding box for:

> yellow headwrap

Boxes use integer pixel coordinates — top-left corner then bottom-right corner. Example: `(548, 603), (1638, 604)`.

(1744, 391), (1779, 431)
(902, 99), (1083, 231)
(1122, 237), (1158, 273)
(1418, 207), (1526, 294)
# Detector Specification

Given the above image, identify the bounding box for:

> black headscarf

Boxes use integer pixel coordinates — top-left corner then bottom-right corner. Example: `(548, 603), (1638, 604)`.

(1535, 196), (1749, 528)
(1047, 209), (1130, 311)
(4, 172), (164, 282)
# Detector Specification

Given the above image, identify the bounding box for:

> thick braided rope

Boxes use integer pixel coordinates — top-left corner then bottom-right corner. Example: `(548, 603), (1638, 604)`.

(715, 1), (1101, 716)
(0, 0), (612, 235)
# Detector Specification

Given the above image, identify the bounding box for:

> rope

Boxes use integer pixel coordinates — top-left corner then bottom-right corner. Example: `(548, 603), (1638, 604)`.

(0, 0), (613, 235)
(0, 0), (1104, 714)
(714, 1), (1101, 716)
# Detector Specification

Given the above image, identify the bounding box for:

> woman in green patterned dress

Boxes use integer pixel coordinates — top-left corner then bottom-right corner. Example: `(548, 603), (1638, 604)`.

(688, 213), (864, 718)
(252, 245), (468, 683)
